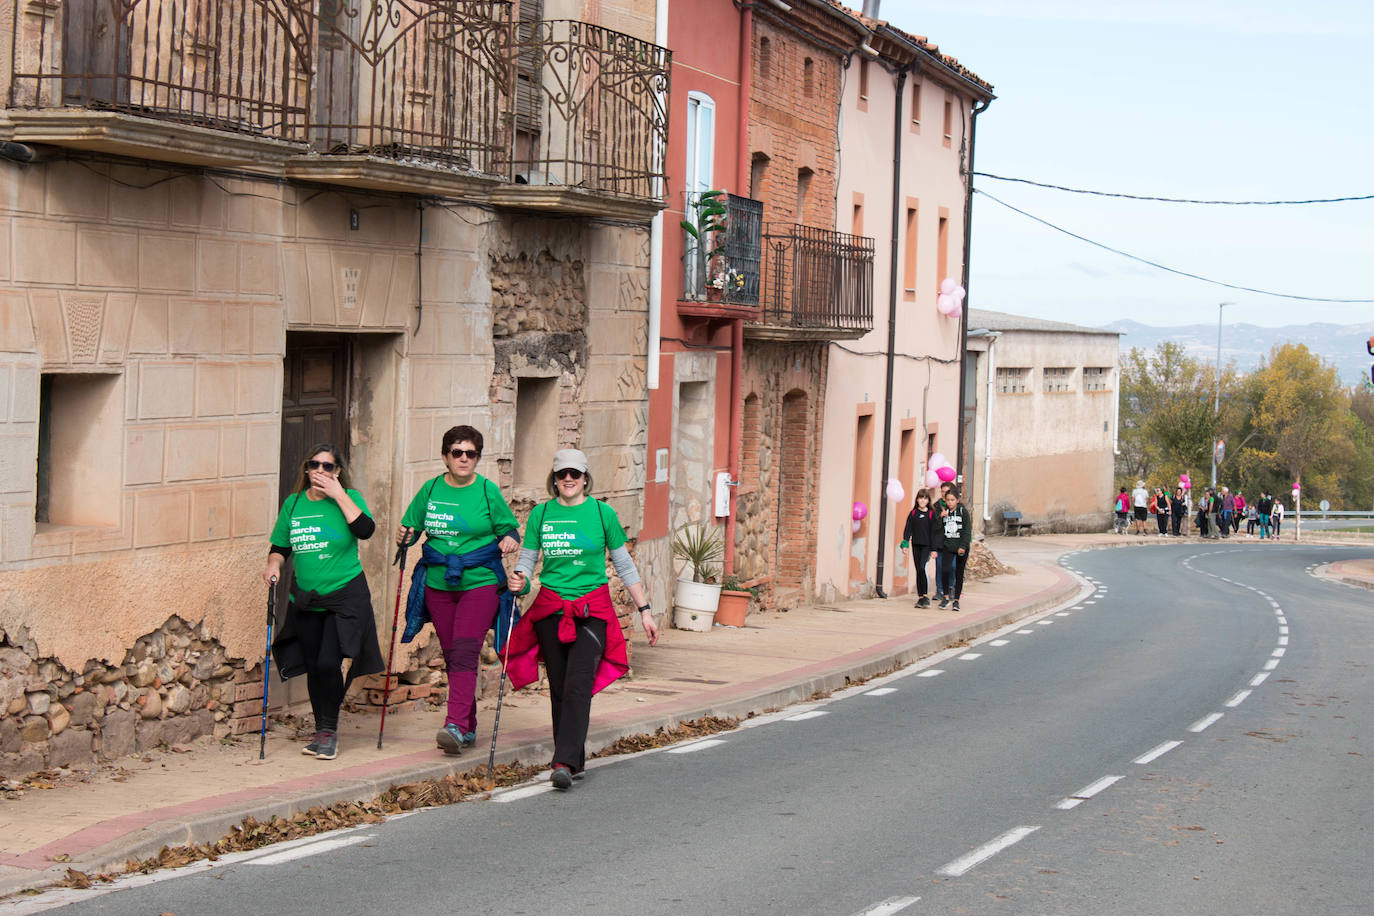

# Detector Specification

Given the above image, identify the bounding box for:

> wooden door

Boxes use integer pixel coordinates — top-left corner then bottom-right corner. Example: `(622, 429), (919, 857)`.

(279, 333), (350, 507)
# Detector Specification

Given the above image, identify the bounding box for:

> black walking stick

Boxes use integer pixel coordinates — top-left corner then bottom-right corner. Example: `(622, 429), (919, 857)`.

(259, 577), (277, 760)
(485, 595), (520, 789)
(378, 529), (410, 749)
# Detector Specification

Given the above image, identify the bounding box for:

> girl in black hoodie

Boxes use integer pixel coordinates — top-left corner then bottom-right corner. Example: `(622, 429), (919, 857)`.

(901, 488), (944, 607)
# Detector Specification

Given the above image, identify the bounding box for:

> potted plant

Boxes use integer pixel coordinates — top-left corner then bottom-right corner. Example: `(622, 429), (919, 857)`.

(682, 190), (728, 300)
(715, 574), (756, 628)
(671, 523), (723, 631)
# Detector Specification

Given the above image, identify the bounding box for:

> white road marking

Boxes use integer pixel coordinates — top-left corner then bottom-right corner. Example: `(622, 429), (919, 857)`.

(1084, 600), (1097, 604)
(1278, 635), (1289, 645)
(1055, 797), (1085, 810)
(1280, 626), (1289, 634)
(936, 826), (1040, 877)
(1272, 647), (1286, 657)
(1263, 658), (1280, 670)
(1226, 689), (1252, 707)
(865, 687), (899, 696)
(247, 833), (375, 865)
(667, 738), (728, 754)
(1016, 629), (1034, 634)
(1189, 713), (1224, 732)
(1055, 612), (1071, 617)
(853, 895), (921, 915)
(958, 653), (982, 661)
(1134, 740), (1182, 765)
(989, 639), (1010, 646)
(785, 710), (829, 721)
(1250, 672), (1271, 687)
(1277, 616), (1287, 624)
(1070, 774), (1125, 800)
(1037, 620), (1054, 626)
(917, 669), (944, 678)
(493, 783), (556, 803)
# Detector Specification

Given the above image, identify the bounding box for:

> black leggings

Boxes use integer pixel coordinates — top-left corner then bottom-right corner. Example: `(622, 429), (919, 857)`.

(912, 546), (933, 597)
(290, 610), (347, 733)
(534, 614), (608, 774)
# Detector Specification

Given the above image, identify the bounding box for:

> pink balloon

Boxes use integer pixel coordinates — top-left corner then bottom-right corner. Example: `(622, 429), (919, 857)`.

(851, 501), (868, 521)
(940, 278), (956, 296)
(953, 285), (966, 301)
(924, 469), (941, 487)
(851, 518), (861, 534)
(929, 452), (949, 470)
(885, 478), (905, 502)
(936, 465), (957, 482)
(936, 293), (954, 314)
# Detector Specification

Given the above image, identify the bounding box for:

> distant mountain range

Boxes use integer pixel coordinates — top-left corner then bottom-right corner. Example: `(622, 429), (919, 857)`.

(1102, 320), (1373, 388)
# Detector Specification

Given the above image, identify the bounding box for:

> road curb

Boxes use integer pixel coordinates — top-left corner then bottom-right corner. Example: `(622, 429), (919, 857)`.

(0, 570), (1081, 899)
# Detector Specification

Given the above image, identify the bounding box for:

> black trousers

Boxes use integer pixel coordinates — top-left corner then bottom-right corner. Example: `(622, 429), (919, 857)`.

(289, 610), (346, 733)
(912, 545), (933, 597)
(534, 614), (608, 773)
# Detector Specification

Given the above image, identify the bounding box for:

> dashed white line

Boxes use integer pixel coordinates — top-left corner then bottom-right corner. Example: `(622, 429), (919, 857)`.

(1134, 740), (1182, 765)
(1036, 620), (1054, 626)
(1278, 635), (1289, 645)
(1250, 672), (1271, 687)
(1272, 647), (1286, 657)
(493, 783), (557, 803)
(917, 669), (944, 678)
(989, 639), (1010, 647)
(1071, 774), (1125, 799)
(1189, 713), (1224, 732)
(668, 738), (728, 754)
(1055, 612), (1071, 617)
(785, 710), (829, 721)
(1226, 689), (1252, 707)
(1277, 616), (1287, 625)
(936, 826), (1040, 877)
(1016, 629), (1034, 634)
(958, 653), (983, 661)
(1279, 626), (1289, 634)
(1263, 658), (1280, 671)
(247, 834), (375, 865)
(853, 895), (921, 915)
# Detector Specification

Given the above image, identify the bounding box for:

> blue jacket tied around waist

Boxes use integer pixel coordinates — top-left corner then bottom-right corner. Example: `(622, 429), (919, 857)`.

(402, 541), (518, 649)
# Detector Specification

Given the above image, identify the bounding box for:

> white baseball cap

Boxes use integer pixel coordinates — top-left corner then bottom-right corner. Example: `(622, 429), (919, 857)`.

(552, 448), (588, 473)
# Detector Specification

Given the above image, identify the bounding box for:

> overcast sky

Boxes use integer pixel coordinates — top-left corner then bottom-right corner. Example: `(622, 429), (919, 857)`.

(881, 0), (1374, 330)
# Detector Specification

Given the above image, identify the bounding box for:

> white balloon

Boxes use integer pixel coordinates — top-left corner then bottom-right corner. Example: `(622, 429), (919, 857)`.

(940, 277), (956, 296)
(953, 285), (966, 301)
(851, 518), (862, 533)
(936, 293), (955, 315)
(929, 452), (949, 470)
(886, 478), (905, 502)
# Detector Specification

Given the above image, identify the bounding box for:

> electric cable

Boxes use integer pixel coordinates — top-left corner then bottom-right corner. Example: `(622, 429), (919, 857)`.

(975, 189), (1374, 304)
(972, 171), (1374, 206)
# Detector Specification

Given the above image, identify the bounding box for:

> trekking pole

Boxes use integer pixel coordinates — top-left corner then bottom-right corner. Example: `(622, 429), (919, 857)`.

(378, 528), (410, 749)
(259, 577), (277, 760)
(485, 595), (520, 789)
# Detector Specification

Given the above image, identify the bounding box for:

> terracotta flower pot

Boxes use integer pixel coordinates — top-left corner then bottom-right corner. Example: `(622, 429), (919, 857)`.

(714, 589), (751, 627)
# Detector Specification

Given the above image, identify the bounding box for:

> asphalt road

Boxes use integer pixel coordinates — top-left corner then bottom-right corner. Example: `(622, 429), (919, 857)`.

(17, 543), (1374, 916)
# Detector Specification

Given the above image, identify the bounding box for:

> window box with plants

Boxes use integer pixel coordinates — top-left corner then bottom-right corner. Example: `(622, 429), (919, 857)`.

(670, 523), (723, 631)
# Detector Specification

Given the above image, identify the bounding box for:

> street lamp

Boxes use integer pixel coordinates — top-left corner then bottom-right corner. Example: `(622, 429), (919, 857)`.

(1211, 301), (1235, 487)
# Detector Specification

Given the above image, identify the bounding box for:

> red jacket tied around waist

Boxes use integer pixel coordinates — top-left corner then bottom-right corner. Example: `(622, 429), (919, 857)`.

(504, 583), (629, 695)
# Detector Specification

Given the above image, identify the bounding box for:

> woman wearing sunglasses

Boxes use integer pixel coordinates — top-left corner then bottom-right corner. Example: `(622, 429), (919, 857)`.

(264, 444), (384, 760)
(396, 425), (520, 755)
(506, 448), (658, 790)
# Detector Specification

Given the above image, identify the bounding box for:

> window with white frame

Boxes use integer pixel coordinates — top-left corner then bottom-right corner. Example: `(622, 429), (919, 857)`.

(996, 367), (1029, 394)
(1083, 367), (1112, 392)
(1043, 367), (1073, 393)
(683, 91), (716, 297)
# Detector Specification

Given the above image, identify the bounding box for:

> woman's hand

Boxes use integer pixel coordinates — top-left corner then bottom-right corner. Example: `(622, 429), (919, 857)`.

(395, 525), (414, 547)
(498, 534), (519, 555)
(310, 469), (346, 501)
(508, 571), (526, 594)
(641, 609), (659, 646)
(263, 555), (283, 586)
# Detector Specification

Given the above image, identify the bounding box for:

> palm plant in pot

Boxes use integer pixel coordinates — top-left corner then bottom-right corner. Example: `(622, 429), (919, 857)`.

(671, 523), (723, 631)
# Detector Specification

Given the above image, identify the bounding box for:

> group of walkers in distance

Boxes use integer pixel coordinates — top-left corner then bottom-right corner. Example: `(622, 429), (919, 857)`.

(263, 426), (656, 790)
(1113, 479), (1285, 540)
(899, 484), (973, 612)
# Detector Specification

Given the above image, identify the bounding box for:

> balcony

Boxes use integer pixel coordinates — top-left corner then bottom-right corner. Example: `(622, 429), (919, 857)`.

(678, 192), (762, 321)
(747, 224), (875, 340)
(4, 0), (670, 215)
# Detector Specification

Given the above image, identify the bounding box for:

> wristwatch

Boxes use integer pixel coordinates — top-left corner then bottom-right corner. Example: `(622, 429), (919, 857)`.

(637, 604), (653, 614)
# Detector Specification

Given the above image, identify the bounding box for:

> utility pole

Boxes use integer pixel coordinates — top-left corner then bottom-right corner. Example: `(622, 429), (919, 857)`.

(1211, 301), (1234, 487)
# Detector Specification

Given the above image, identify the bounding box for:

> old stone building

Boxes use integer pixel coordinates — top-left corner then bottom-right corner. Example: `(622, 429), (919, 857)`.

(0, 0), (669, 776)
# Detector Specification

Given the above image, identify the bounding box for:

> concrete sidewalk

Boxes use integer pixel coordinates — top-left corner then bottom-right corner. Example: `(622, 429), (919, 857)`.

(0, 531), (1267, 898)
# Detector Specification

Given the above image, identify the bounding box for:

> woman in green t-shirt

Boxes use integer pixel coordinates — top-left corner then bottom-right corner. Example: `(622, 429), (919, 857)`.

(264, 444), (384, 761)
(507, 448), (658, 790)
(395, 425), (519, 756)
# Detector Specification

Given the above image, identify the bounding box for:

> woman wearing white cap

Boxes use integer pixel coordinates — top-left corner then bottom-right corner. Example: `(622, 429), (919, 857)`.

(505, 448), (658, 790)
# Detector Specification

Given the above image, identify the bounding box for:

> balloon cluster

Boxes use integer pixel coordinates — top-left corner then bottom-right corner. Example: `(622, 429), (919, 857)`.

(924, 452), (956, 488)
(1179, 473), (1191, 490)
(937, 278), (965, 318)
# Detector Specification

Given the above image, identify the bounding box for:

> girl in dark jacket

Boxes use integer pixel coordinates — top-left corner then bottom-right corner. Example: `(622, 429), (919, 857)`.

(900, 488), (944, 607)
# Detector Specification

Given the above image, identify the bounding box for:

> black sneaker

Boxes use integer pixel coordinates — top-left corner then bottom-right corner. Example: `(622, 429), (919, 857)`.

(314, 732), (338, 760)
(952, 599), (960, 611)
(302, 732), (326, 756)
(551, 764), (573, 790)
(939, 595), (950, 609)
(916, 596), (931, 608)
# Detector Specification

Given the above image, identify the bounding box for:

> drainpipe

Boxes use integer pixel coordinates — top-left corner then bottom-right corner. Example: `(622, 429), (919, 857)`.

(722, 0), (752, 577)
(978, 331), (1001, 521)
(647, 0), (670, 391)
(872, 63), (911, 600)
(954, 97), (991, 483)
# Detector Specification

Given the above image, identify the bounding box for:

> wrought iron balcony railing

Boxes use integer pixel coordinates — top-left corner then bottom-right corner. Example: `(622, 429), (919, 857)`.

(755, 224), (875, 335)
(7, 0), (670, 203)
(682, 191), (761, 307)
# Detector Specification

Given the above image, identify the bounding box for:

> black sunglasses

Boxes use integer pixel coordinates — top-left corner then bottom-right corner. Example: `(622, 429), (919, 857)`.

(448, 448), (480, 460)
(306, 460), (337, 472)
(554, 468), (584, 481)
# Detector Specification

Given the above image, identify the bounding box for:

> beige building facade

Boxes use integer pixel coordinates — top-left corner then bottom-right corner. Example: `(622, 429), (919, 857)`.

(0, 0), (670, 776)
(964, 308), (1120, 534)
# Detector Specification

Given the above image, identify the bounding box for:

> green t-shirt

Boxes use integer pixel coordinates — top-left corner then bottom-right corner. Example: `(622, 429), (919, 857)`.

(402, 474), (518, 590)
(522, 498), (626, 599)
(269, 490), (371, 608)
